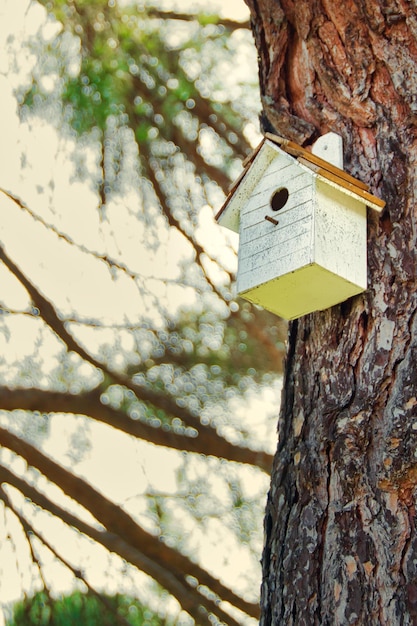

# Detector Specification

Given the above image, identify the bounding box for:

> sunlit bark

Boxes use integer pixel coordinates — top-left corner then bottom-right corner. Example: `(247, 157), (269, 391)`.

(245, 0), (417, 623)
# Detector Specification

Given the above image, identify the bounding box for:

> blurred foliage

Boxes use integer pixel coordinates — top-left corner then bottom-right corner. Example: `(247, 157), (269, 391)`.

(24, 0), (258, 194)
(0, 1), (286, 625)
(7, 591), (164, 626)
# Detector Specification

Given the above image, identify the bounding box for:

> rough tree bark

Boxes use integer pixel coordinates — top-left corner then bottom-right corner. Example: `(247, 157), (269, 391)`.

(245, 0), (417, 624)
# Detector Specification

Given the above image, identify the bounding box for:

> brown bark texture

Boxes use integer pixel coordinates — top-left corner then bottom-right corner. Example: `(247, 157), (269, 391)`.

(245, 0), (417, 624)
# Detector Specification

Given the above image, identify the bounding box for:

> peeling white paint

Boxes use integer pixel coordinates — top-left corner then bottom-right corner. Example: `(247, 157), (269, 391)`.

(345, 555), (357, 579)
(337, 417), (349, 432)
(377, 318), (395, 351)
(373, 284), (388, 312)
(387, 242), (398, 258)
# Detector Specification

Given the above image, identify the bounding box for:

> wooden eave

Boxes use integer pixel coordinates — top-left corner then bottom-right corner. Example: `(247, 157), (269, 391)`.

(216, 133), (385, 225)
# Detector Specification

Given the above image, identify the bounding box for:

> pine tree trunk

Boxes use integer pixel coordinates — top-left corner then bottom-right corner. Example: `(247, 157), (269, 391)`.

(244, 1), (417, 623)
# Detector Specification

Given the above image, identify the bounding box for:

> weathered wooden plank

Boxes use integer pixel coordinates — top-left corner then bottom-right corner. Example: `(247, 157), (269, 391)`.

(241, 178), (312, 221)
(237, 244), (313, 293)
(238, 228), (313, 274)
(240, 200), (313, 246)
(239, 212), (313, 259)
(239, 217), (313, 262)
(240, 189), (313, 230)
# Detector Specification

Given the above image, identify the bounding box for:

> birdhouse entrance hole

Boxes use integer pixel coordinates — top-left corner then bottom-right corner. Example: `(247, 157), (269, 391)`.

(271, 187), (289, 212)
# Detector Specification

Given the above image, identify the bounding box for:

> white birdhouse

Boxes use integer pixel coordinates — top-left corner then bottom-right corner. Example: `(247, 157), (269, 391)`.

(216, 133), (385, 320)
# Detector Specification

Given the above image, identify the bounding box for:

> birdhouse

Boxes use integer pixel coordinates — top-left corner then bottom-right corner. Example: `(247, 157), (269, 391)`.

(216, 132), (385, 320)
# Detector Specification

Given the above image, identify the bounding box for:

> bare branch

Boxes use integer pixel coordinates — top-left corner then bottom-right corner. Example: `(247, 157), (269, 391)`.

(0, 247), (272, 472)
(0, 437), (260, 622)
(130, 75), (233, 193)
(0, 386), (273, 471)
(139, 145), (233, 299)
(0, 486), (50, 594)
(0, 464), (218, 624)
(0, 485), (133, 626)
(146, 8), (250, 32)
(0, 188), (167, 298)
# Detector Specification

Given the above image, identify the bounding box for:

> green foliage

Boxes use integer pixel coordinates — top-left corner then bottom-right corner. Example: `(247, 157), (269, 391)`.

(7, 591), (163, 626)
(26, 0), (256, 186)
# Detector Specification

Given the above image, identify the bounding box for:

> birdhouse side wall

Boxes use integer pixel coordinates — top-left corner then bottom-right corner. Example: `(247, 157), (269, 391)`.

(313, 179), (367, 289)
(236, 156), (315, 295)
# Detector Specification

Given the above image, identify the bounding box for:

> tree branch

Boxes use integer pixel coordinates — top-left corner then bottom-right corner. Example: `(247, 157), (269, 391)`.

(0, 464), (223, 624)
(0, 437), (260, 622)
(0, 188), (167, 299)
(139, 144), (233, 299)
(0, 486), (51, 595)
(0, 246), (273, 472)
(146, 8), (250, 32)
(0, 484), (133, 626)
(0, 386), (273, 471)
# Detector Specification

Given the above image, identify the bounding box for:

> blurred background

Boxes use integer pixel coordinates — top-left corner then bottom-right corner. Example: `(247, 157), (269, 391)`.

(0, 1), (286, 624)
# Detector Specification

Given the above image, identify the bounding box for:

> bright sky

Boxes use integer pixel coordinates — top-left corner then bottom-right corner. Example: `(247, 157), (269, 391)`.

(157, 0), (249, 19)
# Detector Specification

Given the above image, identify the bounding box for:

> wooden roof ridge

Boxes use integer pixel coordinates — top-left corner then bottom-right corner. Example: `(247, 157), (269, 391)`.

(215, 151), (255, 222)
(216, 132), (385, 223)
(264, 133), (385, 210)
(264, 133), (369, 191)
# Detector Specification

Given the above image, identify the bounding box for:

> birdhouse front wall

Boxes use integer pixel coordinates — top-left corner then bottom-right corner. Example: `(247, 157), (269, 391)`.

(237, 154), (315, 294)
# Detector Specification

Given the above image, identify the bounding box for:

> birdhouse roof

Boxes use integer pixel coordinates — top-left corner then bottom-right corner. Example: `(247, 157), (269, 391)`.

(216, 133), (385, 232)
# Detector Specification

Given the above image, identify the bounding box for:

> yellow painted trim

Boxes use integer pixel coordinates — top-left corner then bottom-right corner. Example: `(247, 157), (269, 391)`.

(239, 262), (365, 320)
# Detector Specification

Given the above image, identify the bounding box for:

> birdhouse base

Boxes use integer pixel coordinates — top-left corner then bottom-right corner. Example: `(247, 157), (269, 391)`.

(238, 263), (365, 320)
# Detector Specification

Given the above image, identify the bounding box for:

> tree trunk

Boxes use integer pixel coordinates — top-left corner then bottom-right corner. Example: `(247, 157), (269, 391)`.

(245, 0), (417, 623)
